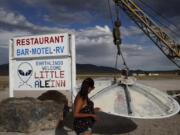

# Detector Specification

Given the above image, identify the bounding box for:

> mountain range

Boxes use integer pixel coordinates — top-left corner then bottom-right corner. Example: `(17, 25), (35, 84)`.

(0, 63), (179, 76)
(0, 63), (120, 75)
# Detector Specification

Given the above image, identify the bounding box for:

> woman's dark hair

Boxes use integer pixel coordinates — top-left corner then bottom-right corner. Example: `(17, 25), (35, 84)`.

(79, 78), (94, 100)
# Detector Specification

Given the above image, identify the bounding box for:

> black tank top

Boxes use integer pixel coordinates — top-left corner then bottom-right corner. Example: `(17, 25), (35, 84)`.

(73, 98), (95, 134)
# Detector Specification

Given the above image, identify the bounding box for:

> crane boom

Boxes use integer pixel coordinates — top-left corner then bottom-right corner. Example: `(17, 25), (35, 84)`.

(114, 0), (180, 68)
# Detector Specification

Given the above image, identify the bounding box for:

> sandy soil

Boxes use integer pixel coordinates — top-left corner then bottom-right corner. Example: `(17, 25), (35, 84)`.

(0, 79), (180, 135)
(138, 79), (180, 92)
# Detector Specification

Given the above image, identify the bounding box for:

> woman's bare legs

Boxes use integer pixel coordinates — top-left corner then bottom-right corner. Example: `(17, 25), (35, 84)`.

(83, 132), (92, 135)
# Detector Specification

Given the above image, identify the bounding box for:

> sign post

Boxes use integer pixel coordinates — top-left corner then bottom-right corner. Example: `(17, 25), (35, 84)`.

(9, 33), (76, 104)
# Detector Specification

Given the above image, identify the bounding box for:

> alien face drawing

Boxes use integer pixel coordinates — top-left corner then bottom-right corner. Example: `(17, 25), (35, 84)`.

(17, 62), (33, 88)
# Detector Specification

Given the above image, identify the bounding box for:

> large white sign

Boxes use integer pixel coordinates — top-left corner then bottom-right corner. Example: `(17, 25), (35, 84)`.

(13, 33), (69, 58)
(9, 33), (76, 98)
(13, 59), (71, 90)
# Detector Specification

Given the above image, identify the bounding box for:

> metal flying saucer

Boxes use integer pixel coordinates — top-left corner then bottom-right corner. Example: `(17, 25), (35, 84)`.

(89, 79), (180, 119)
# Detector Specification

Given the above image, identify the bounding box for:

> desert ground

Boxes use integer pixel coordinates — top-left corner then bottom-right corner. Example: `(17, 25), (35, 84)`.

(0, 75), (180, 135)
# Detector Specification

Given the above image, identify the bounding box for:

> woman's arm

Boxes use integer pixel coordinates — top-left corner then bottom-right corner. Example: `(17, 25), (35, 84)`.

(74, 97), (96, 119)
(94, 107), (101, 113)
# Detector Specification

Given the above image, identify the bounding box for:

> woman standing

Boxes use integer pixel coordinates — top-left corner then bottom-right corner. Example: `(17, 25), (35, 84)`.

(73, 78), (100, 135)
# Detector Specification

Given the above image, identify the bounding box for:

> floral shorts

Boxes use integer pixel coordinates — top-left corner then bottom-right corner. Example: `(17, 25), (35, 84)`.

(79, 127), (92, 135)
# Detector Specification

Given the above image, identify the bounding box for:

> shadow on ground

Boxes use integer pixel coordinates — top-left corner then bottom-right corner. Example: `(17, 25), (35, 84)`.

(55, 111), (137, 135)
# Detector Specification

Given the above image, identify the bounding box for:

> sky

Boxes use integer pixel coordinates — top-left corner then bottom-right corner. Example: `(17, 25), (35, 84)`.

(0, 0), (180, 70)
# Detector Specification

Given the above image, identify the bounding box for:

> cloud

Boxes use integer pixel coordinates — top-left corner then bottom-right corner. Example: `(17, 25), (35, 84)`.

(0, 0), (179, 70)
(0, 23), (178, 70)
(0, 8), (32, 26)
(0, 8), (39, 33)
(75, 26), (116, 63)
(142, 0), (180, 17)
(10, 0), (110, 25)
(0, 47), (8, 65)
(121, 26), (143, 37)
(1, 0), (179, 27)
(96, 25), (111, 33)
(0, 30), (32, 47)
(0, 8), (77, 35)
(75, 26), (178, 70)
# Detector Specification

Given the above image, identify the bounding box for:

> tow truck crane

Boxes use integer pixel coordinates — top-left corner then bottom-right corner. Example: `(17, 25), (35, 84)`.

(113, 0), (180, 68)
(92, 0), (180, 118)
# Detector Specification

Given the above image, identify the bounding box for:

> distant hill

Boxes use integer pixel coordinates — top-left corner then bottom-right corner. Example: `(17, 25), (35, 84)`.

(76, 64), (120, 74)
(0, 63), (120, 75)
(0, 63), (179, 75)
(0, 64), (8, 75)
(129, 69), (180, 75)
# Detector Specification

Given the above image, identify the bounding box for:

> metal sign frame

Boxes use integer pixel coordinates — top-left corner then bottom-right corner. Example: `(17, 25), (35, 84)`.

(9, 33), (76, 104)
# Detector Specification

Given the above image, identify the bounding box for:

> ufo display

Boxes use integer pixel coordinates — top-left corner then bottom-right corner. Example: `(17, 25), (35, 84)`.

(89, 79), (180, 119)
